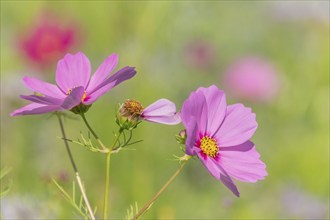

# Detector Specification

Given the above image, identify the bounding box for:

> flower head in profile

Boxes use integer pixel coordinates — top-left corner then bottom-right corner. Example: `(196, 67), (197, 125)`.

(10, 52), (136, 116)
(180, 85), (267, 197)
(117, 99), (181, 130)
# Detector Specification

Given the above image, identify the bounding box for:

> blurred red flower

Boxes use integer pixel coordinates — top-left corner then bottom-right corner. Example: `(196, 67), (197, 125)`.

(20, 13), (79, 68)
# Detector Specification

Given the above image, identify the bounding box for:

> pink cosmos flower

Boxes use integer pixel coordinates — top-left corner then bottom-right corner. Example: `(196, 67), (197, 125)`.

(10, 52), (136, 116)
(223, 57), (280, 102)
(180, 85), (267, 197)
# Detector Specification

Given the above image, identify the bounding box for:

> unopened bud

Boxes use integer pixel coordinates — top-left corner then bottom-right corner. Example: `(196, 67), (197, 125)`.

(176, 129), (187, 144)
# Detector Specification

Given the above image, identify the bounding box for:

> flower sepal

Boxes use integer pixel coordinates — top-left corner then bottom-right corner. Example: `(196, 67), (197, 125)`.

(115, 113), (142, 131)
(70, 103), (92, 115)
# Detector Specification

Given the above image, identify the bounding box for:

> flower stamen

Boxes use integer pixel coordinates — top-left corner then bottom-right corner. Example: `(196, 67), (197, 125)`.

(199, 136), (218, 158)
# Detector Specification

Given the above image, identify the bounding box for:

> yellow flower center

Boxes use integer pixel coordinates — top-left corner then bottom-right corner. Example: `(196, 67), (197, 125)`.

(120, 99), (144, 119)
(200, 136), (219, 158)
(66, 88), (87, 101)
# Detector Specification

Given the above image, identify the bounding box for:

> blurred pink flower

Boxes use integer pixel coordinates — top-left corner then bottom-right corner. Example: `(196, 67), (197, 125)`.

(184, 40), (216, 71)
(20, 15), (78, 68)
(180, 85), (267, 197)
(223, 57), (280, 102)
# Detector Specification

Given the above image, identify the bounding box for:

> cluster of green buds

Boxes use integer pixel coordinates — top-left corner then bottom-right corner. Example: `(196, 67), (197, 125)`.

(116, 99), (144, 130)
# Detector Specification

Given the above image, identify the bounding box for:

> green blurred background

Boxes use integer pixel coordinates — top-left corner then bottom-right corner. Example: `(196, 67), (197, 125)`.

(1, 1), (329, 219)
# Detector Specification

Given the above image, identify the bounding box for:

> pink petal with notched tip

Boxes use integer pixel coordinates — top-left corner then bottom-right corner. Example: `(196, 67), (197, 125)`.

(196, 85), (227, 136)
(219, 141), (267, 182)
(83, 66), (136, 105)
(181, 90), (208, 135)
(10, 103), (61, 116)
(215, 103), (257, 147)
(23, 76), (65, 98)
(86, 53), (118, 93)
(55, 52), (91, 92)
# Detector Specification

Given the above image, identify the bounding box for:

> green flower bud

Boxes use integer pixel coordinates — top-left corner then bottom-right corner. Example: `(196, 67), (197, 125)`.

(176, 129), (186, 145)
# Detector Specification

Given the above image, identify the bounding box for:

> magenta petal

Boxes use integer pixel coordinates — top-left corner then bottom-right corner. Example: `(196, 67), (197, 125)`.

(55, 52), (91, 92)
(83, 66), (136, 105)
(61, 86), (84, 109)
(219, 141), (267, 182)
(10, 103), (61, 116)
(86, 53), (118, 92)
(20, 95), (63, 105)
(216, 104), (257, 147)
(196, 85), (227, 136)
(23, 76), (65, 98)
(198, 154), (240, 197)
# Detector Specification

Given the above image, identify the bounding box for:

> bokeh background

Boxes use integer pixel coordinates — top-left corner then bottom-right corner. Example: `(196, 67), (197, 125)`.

(1, 1), (329, 219)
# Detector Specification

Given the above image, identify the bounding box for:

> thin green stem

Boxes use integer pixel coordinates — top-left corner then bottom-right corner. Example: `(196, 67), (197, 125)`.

(56, 113), (95, 220)
(103, 129), (123, 219)
(132, 159), (189, 220)
(80, 113), (108, 151)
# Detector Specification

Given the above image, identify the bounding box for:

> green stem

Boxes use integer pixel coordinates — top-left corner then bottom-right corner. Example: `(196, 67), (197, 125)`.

(80, 113), (108, 151)
(103, 129), (123, 219)
(56, 113), (95, 220)
(133, 159), (189, 220)
(79, 113), (124, 219)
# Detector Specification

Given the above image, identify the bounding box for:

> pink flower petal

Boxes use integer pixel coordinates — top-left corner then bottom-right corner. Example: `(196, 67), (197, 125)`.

(196, 85), (227, 136)
(83, 66), (136, 105)
(20, 95), (63, 105)
(23, 76), (65, 98)
(142, 99), (176, 116)
(181, 90), (208, 135)
(86, 53), (118, 93)
(215, 104), (257, 147)
(10, 103), (61, 116)
(61, 86), (84, 109)
(198, 154), (240, 197)
(142, 114), (181, 125)
(219, 141), (267, 182)
(55, 52), (91, 92)
(185, 118), (199, 155)
(141, 99), (181, 125)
